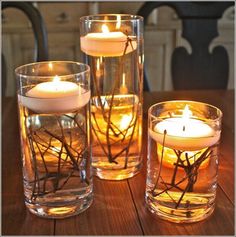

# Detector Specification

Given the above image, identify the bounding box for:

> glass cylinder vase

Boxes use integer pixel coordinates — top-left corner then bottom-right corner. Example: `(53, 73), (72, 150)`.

(16, 61), (93, 218)
(80, 14), (144, 180)
(146, 100), (222, 223)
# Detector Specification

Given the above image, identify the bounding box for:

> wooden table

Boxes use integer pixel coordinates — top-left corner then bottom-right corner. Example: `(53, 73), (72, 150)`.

(2, 90), (234, 235)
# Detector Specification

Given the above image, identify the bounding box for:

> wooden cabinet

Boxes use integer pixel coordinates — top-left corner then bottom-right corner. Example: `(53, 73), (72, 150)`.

(38, 2), (87, 27)
(2, 7), (35, 96)
(144, 5), (235, 91)
(211, 6), (235, 90)
(144, 29), (175, 91)
(2, 3), (87, 96)
(2, 3), (234, 96)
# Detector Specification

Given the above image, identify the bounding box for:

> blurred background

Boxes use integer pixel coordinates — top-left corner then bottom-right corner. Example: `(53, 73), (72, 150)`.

(2, 1), (234, 96)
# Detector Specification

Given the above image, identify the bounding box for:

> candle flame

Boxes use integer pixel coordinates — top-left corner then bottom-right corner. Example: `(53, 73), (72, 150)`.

(116, 15), (121, 29)
(53, 75), (60, 83)
(102, 24), (109, 33)
(182, 105), (192, 120)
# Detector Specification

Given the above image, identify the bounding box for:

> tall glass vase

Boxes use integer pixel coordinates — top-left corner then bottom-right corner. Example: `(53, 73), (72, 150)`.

(16, 61), (93, 218)
(80, 14), (144, 180)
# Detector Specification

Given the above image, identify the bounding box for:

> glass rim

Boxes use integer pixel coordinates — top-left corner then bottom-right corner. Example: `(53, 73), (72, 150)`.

(148, 100), (223, 121)
(15, 61), (90, 80)
(80, 14), (143, 23)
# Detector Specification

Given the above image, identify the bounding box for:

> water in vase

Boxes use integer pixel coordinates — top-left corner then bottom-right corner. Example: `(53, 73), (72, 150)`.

(18, 102), (93, 218)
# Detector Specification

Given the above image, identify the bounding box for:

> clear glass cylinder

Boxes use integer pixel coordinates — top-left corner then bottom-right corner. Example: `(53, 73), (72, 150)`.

(80, 14), (144, 180)
(15, 61), (93, 218)
(146, 100), (222, 223)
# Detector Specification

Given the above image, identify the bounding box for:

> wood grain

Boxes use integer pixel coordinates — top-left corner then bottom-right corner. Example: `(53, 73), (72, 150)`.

(55, 178), (143, 235)
(218, 125), (234, 202)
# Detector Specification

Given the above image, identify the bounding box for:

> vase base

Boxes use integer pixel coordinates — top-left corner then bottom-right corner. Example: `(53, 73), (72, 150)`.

(25, 192), (93, 219)
(93, 163), (142, 180)
(145, 192), (215, 223)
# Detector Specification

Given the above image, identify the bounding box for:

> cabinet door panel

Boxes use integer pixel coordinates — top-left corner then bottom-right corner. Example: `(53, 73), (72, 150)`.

(99, 2), (143, 14)
(2, 8), (30, 29)
(47, 32), (82, 61)
(38, 3), (87, 28)
(3, 33), (34, 96)
(210, 28), (234, 90)
(144, 30), (174, 91)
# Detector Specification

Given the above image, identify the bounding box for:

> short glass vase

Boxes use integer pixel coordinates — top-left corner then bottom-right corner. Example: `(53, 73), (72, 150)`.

(146, 100), (222, 223)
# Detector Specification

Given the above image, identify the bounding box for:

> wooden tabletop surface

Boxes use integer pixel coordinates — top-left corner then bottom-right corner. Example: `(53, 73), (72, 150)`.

(2, 90), (235, 235)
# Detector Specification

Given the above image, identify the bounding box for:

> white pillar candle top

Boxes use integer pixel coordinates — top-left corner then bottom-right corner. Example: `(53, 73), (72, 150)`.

(27, 80), (81, 98)
(85, 31), (127, 41)
(149, 105), (220, 151)
(80, 24), (137, 57)
(18, 76), (90, 114)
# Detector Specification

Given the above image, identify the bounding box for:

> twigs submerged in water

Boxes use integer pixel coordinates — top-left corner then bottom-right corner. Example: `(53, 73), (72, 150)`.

(90, 34), (140, 168)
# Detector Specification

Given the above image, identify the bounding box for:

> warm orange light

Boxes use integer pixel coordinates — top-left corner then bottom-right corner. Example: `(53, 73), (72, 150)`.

(49, 207), (74, 215)
(91, 95), (139, 145)
(157, 144), (209, 169)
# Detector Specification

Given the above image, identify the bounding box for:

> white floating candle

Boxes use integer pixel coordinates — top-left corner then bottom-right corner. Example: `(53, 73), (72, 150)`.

(19, 76), (90, 113)
(80, 24), (137, 57)
(149, 106), (220, 151)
